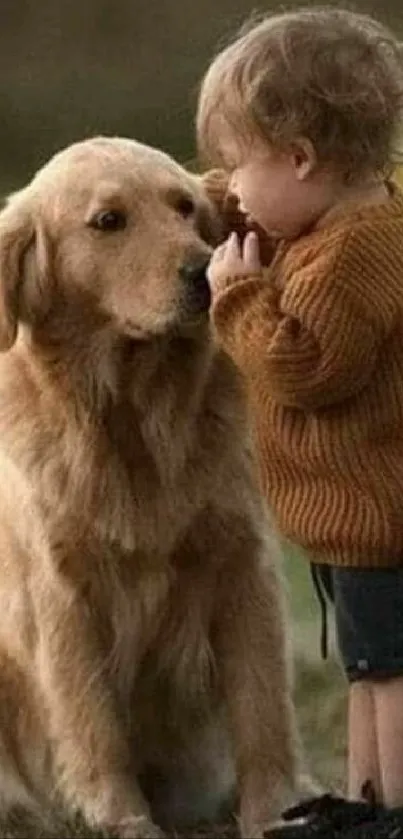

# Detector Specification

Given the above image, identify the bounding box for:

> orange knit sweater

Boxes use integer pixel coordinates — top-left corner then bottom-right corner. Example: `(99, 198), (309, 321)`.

(211, 184), (403, 566)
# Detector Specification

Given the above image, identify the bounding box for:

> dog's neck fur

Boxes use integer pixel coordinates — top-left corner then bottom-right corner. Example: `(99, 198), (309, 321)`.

(2, 293), (241, 559)
(19, 293), (215, 430)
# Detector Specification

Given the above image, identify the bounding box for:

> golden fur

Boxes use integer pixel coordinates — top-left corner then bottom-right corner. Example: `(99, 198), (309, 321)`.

(0, 137), (299, 838)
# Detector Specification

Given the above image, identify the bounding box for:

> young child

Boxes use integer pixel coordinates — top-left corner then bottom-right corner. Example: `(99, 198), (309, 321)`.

(197, 7), (403, 838)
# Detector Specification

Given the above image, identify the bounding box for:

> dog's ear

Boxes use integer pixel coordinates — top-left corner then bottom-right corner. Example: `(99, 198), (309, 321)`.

(198, 168), (255, 241)
(0, 191), (51, 351)
(198, 169), (230, 215)
(197, 169), (276, 264)
(196, 169), (246, 245)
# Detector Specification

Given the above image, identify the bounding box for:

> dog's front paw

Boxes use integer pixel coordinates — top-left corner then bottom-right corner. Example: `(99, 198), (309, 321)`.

(115, 815), (165, 838)
(239, 781), (297, 838)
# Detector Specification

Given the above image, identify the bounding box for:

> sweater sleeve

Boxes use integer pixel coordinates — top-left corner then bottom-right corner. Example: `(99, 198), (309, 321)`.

(211, 228), (394, 409)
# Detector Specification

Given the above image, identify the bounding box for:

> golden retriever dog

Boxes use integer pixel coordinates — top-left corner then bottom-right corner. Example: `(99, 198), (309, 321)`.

(0, 137), (299, 839)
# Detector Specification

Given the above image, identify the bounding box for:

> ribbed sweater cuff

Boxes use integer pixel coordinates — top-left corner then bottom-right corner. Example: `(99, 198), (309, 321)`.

(211, 274), (279, 365)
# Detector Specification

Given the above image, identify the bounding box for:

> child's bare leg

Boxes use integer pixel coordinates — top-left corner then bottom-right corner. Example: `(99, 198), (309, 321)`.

(374, 675), (403, 807)
(347, 679), (381, 801)
(325, 567), (403, 807)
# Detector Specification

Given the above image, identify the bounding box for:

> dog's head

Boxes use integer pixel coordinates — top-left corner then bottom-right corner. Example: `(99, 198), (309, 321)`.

(0, 137), (223, 351)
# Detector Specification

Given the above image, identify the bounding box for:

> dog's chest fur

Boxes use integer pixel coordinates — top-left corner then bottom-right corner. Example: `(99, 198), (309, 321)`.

(0, 348), (243, 708)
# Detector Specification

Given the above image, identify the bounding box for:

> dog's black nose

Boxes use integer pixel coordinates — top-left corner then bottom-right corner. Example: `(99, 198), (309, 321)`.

(179, 258), (211, 313)
(179, 259), (210, 286)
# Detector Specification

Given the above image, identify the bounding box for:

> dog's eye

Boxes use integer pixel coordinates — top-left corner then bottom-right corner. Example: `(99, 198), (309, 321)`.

(175, 196), (195, 219)
(89, 210), (127, 232)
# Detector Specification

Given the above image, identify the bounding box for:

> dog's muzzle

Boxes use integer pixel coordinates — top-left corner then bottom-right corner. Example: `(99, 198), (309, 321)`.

(179, 259), (211, 315)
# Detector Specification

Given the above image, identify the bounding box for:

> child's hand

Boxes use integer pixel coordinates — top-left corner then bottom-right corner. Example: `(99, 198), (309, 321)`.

(207, 230), (262, 298)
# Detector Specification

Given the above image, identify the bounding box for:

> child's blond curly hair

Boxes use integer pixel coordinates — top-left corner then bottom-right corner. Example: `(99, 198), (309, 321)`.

(196, 7), (403, 180)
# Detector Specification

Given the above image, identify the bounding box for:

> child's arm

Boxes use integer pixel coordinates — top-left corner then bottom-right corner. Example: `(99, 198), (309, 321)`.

(210, 227), (395, 410)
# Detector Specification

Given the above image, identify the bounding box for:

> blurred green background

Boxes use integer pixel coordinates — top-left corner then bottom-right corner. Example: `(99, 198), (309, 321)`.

(1, 0), (403, 193)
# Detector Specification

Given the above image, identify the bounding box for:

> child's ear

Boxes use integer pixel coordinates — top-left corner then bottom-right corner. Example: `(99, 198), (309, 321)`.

(292, 138), (317, 181)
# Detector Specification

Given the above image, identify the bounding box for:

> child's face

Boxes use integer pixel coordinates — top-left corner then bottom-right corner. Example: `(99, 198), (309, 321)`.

(228, 138), (336, 240)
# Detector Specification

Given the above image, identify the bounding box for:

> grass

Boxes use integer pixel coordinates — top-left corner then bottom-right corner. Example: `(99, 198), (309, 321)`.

(284, 545), (347, 792)
(295, 653), (347, 791)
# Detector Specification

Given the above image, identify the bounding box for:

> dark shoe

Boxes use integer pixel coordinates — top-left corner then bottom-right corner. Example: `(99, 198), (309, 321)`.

(342, 806), (403, 838)
(264, 792), (380, 838)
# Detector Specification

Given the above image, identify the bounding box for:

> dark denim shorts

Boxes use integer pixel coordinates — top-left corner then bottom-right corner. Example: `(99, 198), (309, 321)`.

(311, 564), (403, 682)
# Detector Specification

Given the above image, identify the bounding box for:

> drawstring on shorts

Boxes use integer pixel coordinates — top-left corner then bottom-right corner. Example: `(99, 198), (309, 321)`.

(310, 564), (329, 660)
